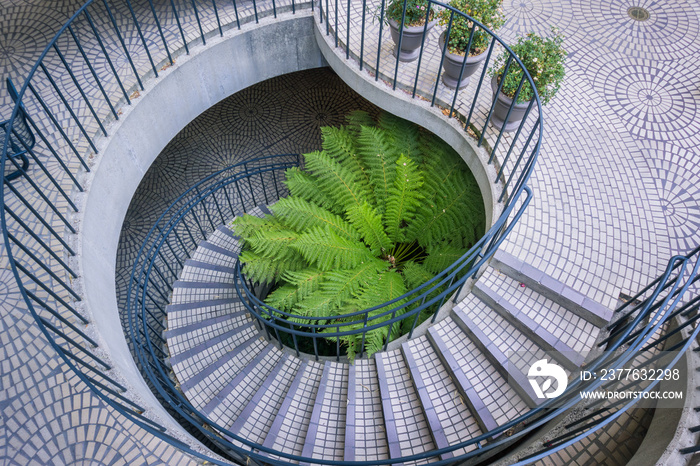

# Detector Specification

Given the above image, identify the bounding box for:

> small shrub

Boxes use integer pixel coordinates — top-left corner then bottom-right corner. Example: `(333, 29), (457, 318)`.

(438, 0), (505, 56)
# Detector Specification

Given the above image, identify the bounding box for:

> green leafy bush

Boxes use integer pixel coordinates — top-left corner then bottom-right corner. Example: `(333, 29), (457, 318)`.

(490, 28), (567, 104)
(232, 111), (485, 358)
(383, 0), (434, 26)
(438, 0), (505, 55)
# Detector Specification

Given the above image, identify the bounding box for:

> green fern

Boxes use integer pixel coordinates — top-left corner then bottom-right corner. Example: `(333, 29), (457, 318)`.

(232, 111), (485, 359)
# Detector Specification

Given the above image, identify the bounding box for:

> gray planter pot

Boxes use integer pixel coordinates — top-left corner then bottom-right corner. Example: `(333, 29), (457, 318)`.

(388, 17), (436, 62)
(439, 32), (489, 89)
(490, 76), (531, 132)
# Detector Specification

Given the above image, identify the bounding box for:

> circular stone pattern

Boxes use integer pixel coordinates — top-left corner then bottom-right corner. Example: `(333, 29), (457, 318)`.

(501, 0), (573, 38)
(642, 142), (700, 255)
(572, 0), (700, 60)
(595, 60), (697, 142)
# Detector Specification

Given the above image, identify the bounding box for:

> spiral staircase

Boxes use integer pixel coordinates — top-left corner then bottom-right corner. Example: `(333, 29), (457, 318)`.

(2, 0), (700, 465)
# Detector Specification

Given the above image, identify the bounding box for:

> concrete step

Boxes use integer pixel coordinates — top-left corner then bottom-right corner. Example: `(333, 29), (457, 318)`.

(401, 336), (482, 459)
(261, 360), (325, 461)
(345, 359), (389, 462)
(301, 361), (349, 463)
(166, 298), (244, 331)
(181, 337), (267, 408)
(227, 355), (303, 446)
(427, 318), (529, 431)
(166, 311), (250, 358)
(492, 250), (613, 326)
(477, 267), (599, 366)
(190, 241), (239, 268)
(204, 344), (283, 425)
(375, 349), (439, 464)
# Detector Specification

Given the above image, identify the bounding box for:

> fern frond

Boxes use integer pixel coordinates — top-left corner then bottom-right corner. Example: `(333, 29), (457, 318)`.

(270, 197), (360, 241)
(346, 203), (393, 255)
(384, 155), (424, 243)
(401, 260), (436, 290)
(357, 125), (397, 213)
(247, 229), (301, 261)
(423, 241), (468, 274)
(321, 258), (387, 307)
(239, 250), (303, 285)
(378, 112), (422, 163)
(264, 284), (302, 311)
(292, 226), (375, 271)
(284, 166), (342, 214)
(345, 110), (375, 136)
(230, 213), (287, 242)
(321, 126), (372, 194)
(304, 150), (372, 212)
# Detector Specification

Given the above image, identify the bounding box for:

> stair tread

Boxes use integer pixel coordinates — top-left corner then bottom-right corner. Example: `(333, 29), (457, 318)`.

(228, 355), (303, 445)
(262, 360), (324, 460)
(167, 313), (251, 358)
(167, 298), (243, 330)
(429, 318), (529, 430)
(170, 322), (257, 381)
(492, 250), (613, 325)
(301, 361), (349, 462)
(376, 349), (438, 464)
(402, 336), (482, 459)
(191, 241), (239, 267)
(179, 259), (236, 283)
(182, 337), (267, 407)
(206, 225), (242, 252)
(171, 280), (237, 305)
(474, 281), (584, 369)
(453, 299), (547, 407)
(478, 267), (599, 357)
(205, 345), (283, 425)
(345, 359), (389, 462)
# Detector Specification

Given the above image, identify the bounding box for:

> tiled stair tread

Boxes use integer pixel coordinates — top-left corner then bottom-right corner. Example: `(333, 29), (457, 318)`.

(429, 318), (529, 428)
(345, 359), (389, 462)
(262, 360), (324, 460)
(228, 355), (302, 446)
(166, 309), (248, 341)
(376, 349), (438, 465)
(473, 282), (584, 370)
(478, 267), (599, 357)
(191, 241), (239, 267)
(182, 338), (267, 407)
(492, 250), (613, 326)
(180, 259), (237, 283)
(167, 313), (250, 356)
(205, 345), (283, 425)
(170, 322), (257, 380)
(206, 224), (242, 252)
(167, 298), (243, 330)
(171, 281), (238, 304)
(301, 361), (348, 462)
(402, 337), (481, 459)
(453, 301), (543, 407)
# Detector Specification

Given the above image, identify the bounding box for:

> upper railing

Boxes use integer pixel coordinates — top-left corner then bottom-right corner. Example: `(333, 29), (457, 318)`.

(1, 0), (698, 465)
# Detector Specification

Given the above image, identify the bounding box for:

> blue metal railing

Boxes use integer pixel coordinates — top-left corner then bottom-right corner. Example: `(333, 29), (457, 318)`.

(1, 0), (697, 465)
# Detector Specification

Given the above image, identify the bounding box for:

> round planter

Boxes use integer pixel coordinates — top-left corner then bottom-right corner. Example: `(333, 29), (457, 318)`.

(439, 32), (489, 89)
(490, 76), (531, 132)
(388, 17), (436, 62)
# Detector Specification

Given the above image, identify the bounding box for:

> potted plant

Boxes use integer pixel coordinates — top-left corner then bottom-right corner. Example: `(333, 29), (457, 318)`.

(382, 0), (437, 62)
(489, 28), (567, 131)
(438, 0), (505, 89)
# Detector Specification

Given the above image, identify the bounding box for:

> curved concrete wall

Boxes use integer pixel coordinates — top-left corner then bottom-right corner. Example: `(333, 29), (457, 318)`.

(79, 12), (325, 441)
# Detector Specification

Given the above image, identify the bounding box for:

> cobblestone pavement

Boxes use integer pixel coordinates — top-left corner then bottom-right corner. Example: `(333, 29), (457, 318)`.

(0, 0), (698, 464)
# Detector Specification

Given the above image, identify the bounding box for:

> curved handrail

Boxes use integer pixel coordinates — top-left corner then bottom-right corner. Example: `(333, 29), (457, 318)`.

(1, 0), (696, 465)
